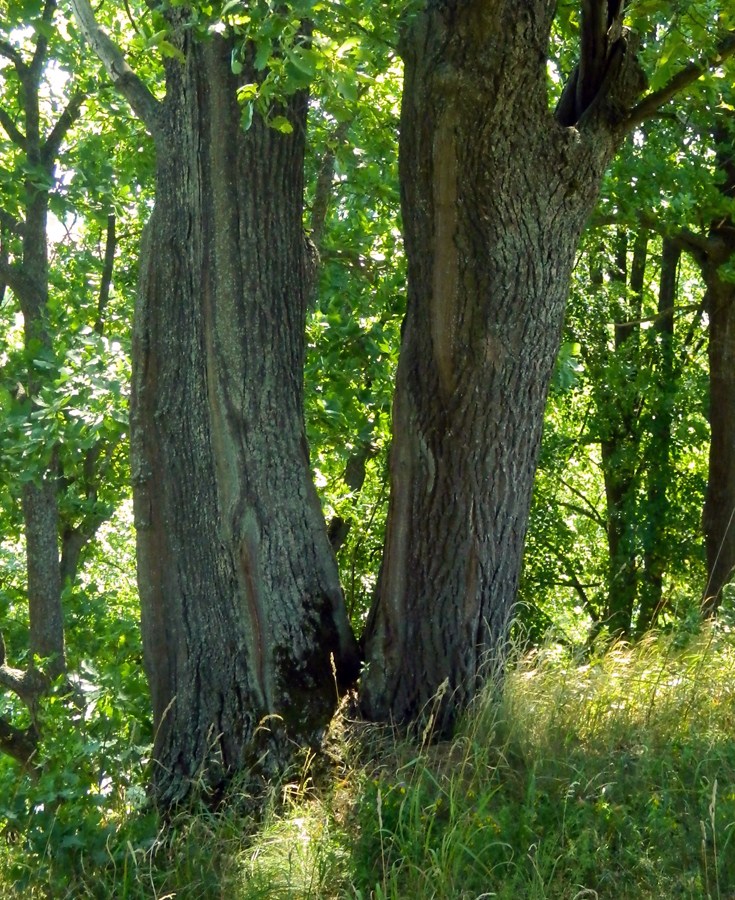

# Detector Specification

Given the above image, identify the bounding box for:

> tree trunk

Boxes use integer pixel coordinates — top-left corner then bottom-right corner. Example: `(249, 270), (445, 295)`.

(638, 237), (679, 633)
(703, 272), (735, 610)
(19, 84), (64, 679)
(130, 29), (359, 803)
(361, 0), (644, 727)
(600, 226), (646, 637)
(699, 119), (735, 614)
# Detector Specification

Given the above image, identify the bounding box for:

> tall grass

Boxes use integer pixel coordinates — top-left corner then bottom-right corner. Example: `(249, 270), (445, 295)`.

(3, 625), (735, 898)
(351, 627), (735, 899)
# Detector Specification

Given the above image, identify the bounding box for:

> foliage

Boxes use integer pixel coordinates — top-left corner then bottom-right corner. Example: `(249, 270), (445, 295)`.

(304, 56), (404, 625)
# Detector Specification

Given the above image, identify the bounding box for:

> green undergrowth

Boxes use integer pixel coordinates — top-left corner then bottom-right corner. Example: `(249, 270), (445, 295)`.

(2, 625), (735, 898)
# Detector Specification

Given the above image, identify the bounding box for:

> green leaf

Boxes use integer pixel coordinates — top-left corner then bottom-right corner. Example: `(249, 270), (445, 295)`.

(287, 46), (320, 77)
(237, 83), (258, 101)
(158, 40), (185, 61)
(254, 38), (272, 71)
(240, 102), (254, 131)
(335, 70), (358, 102)
(269, 115), (294, 134)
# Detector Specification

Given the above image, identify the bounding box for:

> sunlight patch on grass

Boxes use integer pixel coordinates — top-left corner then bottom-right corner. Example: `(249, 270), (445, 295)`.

(2, 624), (735, 898)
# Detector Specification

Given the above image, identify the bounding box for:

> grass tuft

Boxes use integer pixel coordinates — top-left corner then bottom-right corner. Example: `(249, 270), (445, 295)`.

(2, 625), (735, 898)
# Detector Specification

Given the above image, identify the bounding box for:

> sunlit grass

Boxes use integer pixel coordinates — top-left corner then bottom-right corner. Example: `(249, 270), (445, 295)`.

(351, 626), (735, 899)
(2, 624), (735, 898)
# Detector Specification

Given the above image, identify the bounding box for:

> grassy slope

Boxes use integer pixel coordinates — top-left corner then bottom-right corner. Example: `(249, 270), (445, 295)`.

(3, 626), (735, 899)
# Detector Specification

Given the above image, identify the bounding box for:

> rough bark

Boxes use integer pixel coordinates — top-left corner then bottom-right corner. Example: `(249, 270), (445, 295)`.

(701, 119), (735, 612)
(11, 21), (65, 679)
(128, 25), (359, 803)
(361, 0), (645, 727)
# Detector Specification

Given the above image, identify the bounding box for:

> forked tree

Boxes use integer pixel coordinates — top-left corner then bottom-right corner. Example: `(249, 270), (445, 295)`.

(360, 1), (735, 727)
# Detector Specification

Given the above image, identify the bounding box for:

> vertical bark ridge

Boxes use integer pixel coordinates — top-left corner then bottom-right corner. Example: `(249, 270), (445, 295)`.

(131, 30), (358, 802)
(361, 1), (644, 728)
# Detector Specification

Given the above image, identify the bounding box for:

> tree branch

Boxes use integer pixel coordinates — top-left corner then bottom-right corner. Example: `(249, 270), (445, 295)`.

(577, 1), (609, 114)
(0, 716), (38, 767)
(310, 119), (352, 250)
(29, 0), (57, 81)
(0, 107), (27, 148)
(590, 209), (717, 265)
(624, 30), (735, 130)
(96, 213), (116, 333)
(546, 543), (601, 622)
(0, 39), (25, 71)
(559, 477), (607, 529)
(0, 210), (24, 236)
(0, 664), (47, 709)
(70, 0), (162, 135)
(42, 90), (86, 165)
(0, 258), (41, 309)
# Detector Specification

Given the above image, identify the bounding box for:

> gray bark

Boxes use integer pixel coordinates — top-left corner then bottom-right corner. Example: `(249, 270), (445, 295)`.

(361, 0), (645, 727)
(129, 27), (359, 803)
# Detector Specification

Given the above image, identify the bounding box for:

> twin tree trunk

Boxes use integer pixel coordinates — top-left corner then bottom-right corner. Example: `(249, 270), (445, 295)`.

(361, 1), (644, 726)
(77, 0), (671, 798)
(130, 32), (358, 802)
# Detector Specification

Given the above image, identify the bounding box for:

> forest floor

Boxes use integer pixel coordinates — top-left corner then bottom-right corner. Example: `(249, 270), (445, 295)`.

(3, 624), (735, 898)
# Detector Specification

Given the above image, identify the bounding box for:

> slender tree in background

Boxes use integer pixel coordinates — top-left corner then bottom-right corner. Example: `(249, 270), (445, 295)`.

(676, 111), (735, 613)
(361, 1), (735, 727)
(638, 236), (682, 633)
(596, 226), (648, 637)
(0, 1), (130, 766)
(71, 1), (359, 803)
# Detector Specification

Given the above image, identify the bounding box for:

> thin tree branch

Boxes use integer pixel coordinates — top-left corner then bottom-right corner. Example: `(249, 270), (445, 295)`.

(0, 39), (25, 71)
(0, 107), (27, 148)
(29, 0), (57, 81)
(0, 716), (38, 767)
(70, 0), (162, 136)
(0, 258), (41, 309)
(0, 210), (24, 236)
(623, 30), (735, 130)
(611, 302), (701, 328)
(42, 90), (86, 165)
(546, 543), (601, 622)
(95, 213), (116, 333)
(590, 210), (716, 263)
(0, 246), (6, 308)
(557, 499), (607, 531)
(122, 0), (144, 38)
(559, 477), (607, 529)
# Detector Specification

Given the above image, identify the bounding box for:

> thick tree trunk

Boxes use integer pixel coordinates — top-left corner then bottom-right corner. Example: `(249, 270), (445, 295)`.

(130, 31), (358, 802)
(361, 0), (644, 727)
